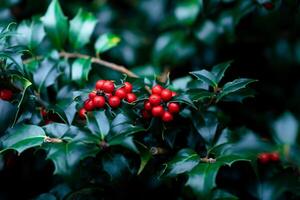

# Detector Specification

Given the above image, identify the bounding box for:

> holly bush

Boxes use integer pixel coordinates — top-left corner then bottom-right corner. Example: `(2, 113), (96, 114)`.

(0, 0), (300, 199)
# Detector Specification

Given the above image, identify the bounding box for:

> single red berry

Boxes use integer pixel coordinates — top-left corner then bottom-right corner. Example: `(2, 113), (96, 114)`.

(93, 96), (106, 108)
(151, 105), (164, 117)
(40, 108), (47, 117)
(161, 89), (173, 101)
(45, 119), (53, 125)
(0, 89), (13, 101)
(149, 94), (161, 106)
(115, 88), (127, 99)
(105, 93), (113, 98)
(162, 111), (173, 122)
(78, 108), (87, 119)
(123, 82), (133, 93)
(95, 80), (106, 90)
(151, 85), (163, 95)
(258, 153), (269, 164)
(263, 2), (274, 10)
(126, 93), (137, 103)
(168, 102), (180, 114)
(172, 91), (177, 97)
(84, 100), (95, 111)
(141, 109), (151, 119)
(89, 91), (97, 99)
(144, 101), (152, 111)
(103, 81), (115, 93)
(109, 96), (121, 108)
(269, 152), (280, 162)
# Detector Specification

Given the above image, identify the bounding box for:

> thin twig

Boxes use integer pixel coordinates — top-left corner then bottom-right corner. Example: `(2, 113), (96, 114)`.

(44, 136), (64, 143)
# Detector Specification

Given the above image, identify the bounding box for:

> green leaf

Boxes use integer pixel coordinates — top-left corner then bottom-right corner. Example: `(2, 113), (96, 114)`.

(0, 100), (17, 133)
(87, 110), (110, 140)
(94, 33), (120, 54)
(41, 0), (68, 49)
(174, 0), (203, 25)
(166, 149), (200, 176)
(16, 18), (45, 50)
(190, 70), (218, 88)
(69, 9), (97, 50)
(172, 93), (197, 109)
(217, 78), (257, 101)
(71, 58), (92, 86)
(136, 142), (152, 175)
(186, 155), (249, 199)
(0, 124), (46, 154)
(273, 112), (298, 145)
(194, 20), (219, 45)
(211, 60), (233, 84)
(187, 88), (215, 101)
(171, 76), (192, 90)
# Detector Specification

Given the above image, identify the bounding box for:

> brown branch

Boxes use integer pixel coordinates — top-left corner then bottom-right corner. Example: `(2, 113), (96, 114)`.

(44, 136), (64, 143)
(59, 52), (139, 78)
(150, 147), (168, 155)
(200, 157), (216, 163)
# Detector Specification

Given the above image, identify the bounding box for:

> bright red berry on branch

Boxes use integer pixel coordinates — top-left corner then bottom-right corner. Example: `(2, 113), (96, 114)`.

(40, 108), (47, 117)
(123, 82), (133, 93)
(269, 152), (280, 161)
(161, 89), (173, 101)
(141, 109), (151, 119)
(144, 101), (152, 111)
(95, 80), (105, 90)
(108, 96), (121, 108)
(93, 96), (106, 108)
(115, 88), (127, 99)
(149, 94), (161, 106)
(84, 100), (95, 111)
(105, 93), (113, 98)
(162, 111), (173, 122)
(168, 102), (180, 114)
(126, 93), (137, 103)
(258, 153), (269, 164)
(151, 105), (164, 117)
(103, 81), (115, 93)
(151, 85), (163, 95)
(0, 89), (13, 101)
(89, 91), (97, 99)
(79, 108), (87, 119)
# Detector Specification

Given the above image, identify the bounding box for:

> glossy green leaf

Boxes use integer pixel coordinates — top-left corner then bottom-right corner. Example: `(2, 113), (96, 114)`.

(0, 124), (46, 154)
(94, 33), (120, 54)
(87, 110), (110, 140)
(0, 100), (17, 133)
(187, 88), (215, 101)
(41, 0), (68, 49)
(174, 0), (203, 25)
(136, 142), (152, 175)
(194, 20), (219, 45)
(211, 60), (233, 84)
(172, 93), (197, 109)
(166, 149), (199, 176)
(190, 70), (218, 88)
(16, 18), (45, 50)
(69, 9), (97, 49)
(273, 112), (298, 145)
(71, 58), (92, 86)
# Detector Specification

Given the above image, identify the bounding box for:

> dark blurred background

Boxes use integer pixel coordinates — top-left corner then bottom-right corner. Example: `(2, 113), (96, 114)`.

(0, 0), (299, 199)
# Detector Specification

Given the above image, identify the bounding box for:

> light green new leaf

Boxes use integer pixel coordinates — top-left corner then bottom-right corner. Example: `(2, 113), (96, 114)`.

(0, 124), (46, 154)
(69, 9), (97, 49)
(94, 33), (120, 54)
(190, 70), (218, 88)
(71, 58), (92, 86)
(41, 0), (68, 49)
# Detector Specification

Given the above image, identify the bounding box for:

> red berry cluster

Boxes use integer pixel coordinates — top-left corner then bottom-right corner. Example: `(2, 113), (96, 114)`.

(78, 80), (137, 119)
(258, 152), (280, 164)
(262, 2), (274, 10)
(142, 85), (180, 122)
(0, 89), (13, 101)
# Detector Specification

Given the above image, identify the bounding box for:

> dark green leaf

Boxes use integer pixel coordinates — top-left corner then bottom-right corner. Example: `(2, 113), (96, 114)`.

(174, 0), (203, 25)
(273, 112), (298, 145)
(69, 9), (97, 49)
(172, 93), (197, 109)
(211, 60), (233, 84)
(190, 70), (218, 88)
(87, 110), (110, 140)
(71, 58), (92, 86)
(187, 88), (215, 101)
(0, 100), (17, 133)
(94, 33), (120, 54)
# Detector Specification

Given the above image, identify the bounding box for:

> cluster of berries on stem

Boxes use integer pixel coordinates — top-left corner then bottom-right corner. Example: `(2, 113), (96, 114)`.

(0, 89), (13, 101)
(142, 85), (180, 122)
(78, 80), (137, 119)
(258, 152), (280, 164)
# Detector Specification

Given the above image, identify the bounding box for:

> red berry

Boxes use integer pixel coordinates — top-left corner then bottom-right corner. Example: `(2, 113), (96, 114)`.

(149, 94), (161, 106)
(126, 93), (137, 103)
(0, 89), (13, 101)
(141, 109), (151, 119)
(151, 105), (164, 117)
(258, 153), (269, 164)
(263, 2), (274, 10)
(172, 91), (177, 97)
(95, 80), (105, 90)
(162, 111), (173, 122)
(144, 101), (152, 111)
(269, 152), (280, 161)
(93, 96), (106, 108)
(40, 108), (47, 117)
(108, 96), (121, 108)
(168, 102), (180, 114)
(103, 81), (115, 93)
(151, 85), (163, 95)
(105, 93), (113, 98)
(161, 89), (173, 101)
(84, 100), (95, 111)
(115, 88), (127, 99)
(123, 82), (133, 93)
(79, 108), (87, 119)
(89, 91), (97, 99)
